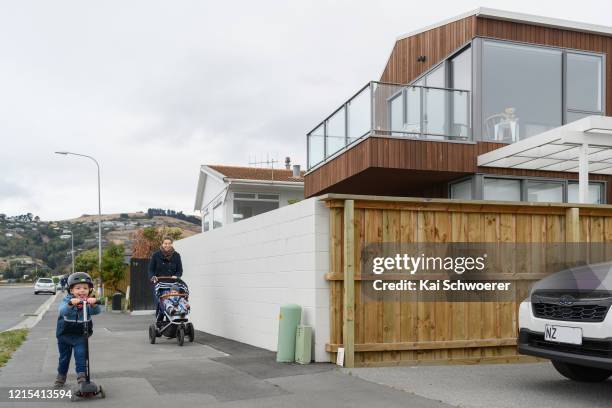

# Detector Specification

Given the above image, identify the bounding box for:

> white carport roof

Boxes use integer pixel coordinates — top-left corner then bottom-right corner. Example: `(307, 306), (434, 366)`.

(478, 116), (612, 174)
(478, 116), (612, 203)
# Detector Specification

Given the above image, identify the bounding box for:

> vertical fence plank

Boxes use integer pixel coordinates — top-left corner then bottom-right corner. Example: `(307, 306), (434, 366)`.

(382, 209), (401, 363)
(399, 210), (418, 363)
(343, 200), (355, 368)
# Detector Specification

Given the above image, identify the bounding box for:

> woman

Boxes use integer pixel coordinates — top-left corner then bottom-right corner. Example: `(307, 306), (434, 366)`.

(148, 237), (183, 321)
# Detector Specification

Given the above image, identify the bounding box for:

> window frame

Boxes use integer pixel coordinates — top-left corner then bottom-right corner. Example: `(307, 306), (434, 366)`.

(473, 37), (606, 142)
(449, 174), (606, 204)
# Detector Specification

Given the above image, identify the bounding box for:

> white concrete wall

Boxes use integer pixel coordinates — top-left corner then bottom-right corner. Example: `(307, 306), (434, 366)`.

(174, 197), (330, 362)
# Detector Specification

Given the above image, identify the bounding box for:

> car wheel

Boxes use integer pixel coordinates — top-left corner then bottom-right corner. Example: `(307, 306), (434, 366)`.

(551, 360), (612, 382)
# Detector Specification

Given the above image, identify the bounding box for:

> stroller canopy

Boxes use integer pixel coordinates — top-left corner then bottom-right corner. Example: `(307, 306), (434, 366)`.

(154, 277), (189, 297)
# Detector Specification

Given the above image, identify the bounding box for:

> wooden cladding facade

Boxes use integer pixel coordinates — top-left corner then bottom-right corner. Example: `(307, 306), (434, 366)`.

(325, 196), (612, 367)
(381, 15), (612, 115)
(304, 137), (612, 200)
(380, 16), (476, 85)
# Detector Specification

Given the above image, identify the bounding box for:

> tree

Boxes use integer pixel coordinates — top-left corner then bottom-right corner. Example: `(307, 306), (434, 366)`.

(101, 243), (127, 294)
(75, 250), (98, 276)
(132, 226), (182, 258)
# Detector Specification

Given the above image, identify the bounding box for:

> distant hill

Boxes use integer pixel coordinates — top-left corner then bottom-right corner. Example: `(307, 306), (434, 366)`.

(0, 210), (201, 279)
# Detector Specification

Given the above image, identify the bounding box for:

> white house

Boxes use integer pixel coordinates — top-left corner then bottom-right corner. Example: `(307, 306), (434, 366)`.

(194, 164), (304, 232)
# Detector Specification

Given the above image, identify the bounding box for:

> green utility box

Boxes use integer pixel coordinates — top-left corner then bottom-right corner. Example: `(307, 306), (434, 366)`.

(276, 304), (302, 363)
(294, 325), (312, 364)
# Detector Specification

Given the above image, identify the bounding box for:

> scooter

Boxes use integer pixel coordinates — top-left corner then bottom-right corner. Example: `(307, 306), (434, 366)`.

(71, 298), (105, 401)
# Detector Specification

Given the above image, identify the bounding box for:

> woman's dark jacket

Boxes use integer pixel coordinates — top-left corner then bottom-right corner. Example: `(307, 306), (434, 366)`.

(147, 250), (183, 280)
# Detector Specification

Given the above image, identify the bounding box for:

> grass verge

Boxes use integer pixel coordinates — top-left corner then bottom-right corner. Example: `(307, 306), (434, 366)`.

(0, 329), (28, 367)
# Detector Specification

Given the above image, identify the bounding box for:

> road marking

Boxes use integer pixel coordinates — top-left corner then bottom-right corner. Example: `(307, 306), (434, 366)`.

(2, 292), (59, 332)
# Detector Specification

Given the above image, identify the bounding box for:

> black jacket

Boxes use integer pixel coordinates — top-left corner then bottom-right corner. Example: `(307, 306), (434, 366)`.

(148, 250), (183, 280)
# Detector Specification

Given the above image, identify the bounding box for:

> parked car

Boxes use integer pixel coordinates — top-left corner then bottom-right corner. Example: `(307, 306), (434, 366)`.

(34, 278), (56, 295)
(518, 262), (612, 382)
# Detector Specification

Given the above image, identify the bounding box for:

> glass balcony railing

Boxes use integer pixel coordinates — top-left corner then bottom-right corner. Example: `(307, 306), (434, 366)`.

(307, 81), (471, 169)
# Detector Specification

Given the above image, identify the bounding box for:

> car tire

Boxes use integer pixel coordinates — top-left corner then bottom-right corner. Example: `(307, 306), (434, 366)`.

(551, 360), (612, 382)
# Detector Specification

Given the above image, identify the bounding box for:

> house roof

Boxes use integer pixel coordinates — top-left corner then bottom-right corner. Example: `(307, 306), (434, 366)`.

(207, 165), (305, 183)
(194, 165), (304, 211)
(397, 7), (612, 41)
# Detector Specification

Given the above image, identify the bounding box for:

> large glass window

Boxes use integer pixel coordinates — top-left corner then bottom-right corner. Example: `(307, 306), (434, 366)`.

(527, 181), (563, 203)
(568, 182), (603, 204)
(482, 41), (562, 142)
(566, 53), (603, 113)
(232, 193), (279, 222)
(425, 64), (446, 88)
(451, 47), (471, 91)
(451, 47), (471, 137)
(450, 179), (472, 199)
(483, 178), (521, 201)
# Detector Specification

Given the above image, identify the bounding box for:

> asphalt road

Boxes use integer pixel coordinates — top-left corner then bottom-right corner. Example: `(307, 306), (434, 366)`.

(0, 286), (56, 331)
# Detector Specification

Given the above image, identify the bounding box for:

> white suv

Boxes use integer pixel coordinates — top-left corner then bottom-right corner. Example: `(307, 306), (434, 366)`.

(518, 262), (612, 382)
(34, 278), (57, 295)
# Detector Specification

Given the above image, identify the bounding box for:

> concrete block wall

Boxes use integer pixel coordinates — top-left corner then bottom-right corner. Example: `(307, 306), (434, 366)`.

(174, 197), (330, 362)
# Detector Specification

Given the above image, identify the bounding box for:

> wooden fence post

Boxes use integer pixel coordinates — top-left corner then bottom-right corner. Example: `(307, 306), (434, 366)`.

(566, 208), (580, 242)
(343, 200), (355, 368)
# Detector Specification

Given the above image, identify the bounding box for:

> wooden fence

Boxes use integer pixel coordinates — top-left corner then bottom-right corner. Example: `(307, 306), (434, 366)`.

(322, 194), (612, 367)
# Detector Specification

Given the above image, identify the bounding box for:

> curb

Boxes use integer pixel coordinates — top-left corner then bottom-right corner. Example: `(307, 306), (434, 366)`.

(2, 292), (60, 332)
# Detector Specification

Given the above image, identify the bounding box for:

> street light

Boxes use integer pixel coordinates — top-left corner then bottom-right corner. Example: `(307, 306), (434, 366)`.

(54, 151), (102, 286)
(61, 229), (75, 274)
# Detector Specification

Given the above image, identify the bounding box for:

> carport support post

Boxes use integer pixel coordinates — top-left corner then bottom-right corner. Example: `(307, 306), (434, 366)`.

(343, 199), (355, 368)
(579, 142), (589, 204)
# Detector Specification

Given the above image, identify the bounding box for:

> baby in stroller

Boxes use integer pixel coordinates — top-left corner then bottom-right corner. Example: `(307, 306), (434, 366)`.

(162, 284), (190, 316)
(148, 277), (194, 346)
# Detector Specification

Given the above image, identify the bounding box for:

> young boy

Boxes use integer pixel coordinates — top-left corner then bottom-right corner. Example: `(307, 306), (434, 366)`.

(54, 272), (101, 388)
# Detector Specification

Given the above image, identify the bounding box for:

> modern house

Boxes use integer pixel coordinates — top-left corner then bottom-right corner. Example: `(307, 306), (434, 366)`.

(194, 164), (304, 232)
(305, 7), (612, 204)
(177, 9), (612, 366)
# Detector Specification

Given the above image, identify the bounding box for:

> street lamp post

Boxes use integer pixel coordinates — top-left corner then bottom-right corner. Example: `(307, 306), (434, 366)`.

(55, 152), (102, 284)
(61, 230), (75, 274)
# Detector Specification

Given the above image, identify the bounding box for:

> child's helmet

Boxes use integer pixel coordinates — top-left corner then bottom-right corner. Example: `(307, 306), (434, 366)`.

(67, 272), (94, 289)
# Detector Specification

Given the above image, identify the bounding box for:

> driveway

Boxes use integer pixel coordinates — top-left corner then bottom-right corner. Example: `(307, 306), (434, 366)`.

(345, 362), (612, 408)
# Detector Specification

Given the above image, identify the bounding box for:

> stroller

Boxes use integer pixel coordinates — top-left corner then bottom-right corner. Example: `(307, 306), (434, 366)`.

(148, 277), (195, 346)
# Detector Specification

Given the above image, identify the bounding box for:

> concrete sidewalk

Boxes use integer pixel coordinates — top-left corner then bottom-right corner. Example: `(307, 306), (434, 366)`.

(0, 297), (451, 407)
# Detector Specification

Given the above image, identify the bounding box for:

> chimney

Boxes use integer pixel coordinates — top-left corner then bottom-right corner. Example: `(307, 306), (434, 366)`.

(292, 164), (301, 178)
(285, 156), (291, 170)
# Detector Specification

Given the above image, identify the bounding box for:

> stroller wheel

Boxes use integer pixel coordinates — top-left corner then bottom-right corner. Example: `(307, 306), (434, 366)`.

(177, 325), (185, 346)
(187, 322), (195, 342)
(148, 324), (156, 344)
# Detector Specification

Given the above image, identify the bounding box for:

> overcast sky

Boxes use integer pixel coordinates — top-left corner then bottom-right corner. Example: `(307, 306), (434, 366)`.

(1, 0), (610, 220)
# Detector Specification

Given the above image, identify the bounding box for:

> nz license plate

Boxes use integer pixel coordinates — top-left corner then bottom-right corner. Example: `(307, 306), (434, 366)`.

(544, 324), (582, 345)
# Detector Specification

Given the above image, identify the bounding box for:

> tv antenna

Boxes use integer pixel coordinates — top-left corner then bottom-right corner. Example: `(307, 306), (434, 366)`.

(248, 154), (278, 180)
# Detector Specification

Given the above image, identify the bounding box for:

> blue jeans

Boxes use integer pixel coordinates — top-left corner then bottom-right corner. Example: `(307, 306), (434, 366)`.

(57, 336), (86, 376)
